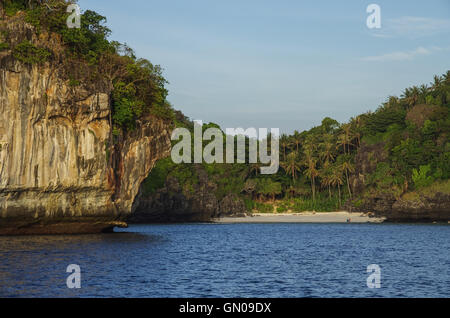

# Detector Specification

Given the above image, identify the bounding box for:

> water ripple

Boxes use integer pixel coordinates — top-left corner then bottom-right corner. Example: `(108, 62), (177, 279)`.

(0, 223), (449, 297)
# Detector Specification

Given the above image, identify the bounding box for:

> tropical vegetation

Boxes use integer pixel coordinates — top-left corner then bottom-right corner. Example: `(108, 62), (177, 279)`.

(145, 71), (450, 212)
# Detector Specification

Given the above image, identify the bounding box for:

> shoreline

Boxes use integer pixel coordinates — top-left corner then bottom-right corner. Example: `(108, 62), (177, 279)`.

(214, 211), (386, 224)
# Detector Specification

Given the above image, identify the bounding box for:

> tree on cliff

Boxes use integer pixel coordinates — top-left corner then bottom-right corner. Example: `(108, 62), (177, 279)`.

(1, 0), (174, 135)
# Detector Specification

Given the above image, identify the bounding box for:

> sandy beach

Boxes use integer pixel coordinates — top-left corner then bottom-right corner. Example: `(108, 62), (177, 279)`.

(214, 212), (385, 224)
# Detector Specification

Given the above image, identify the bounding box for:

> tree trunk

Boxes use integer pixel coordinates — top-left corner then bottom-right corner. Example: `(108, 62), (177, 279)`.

(338, 185), (341, 207)
(345, 169), (352, 198)
(312, 177), (316, 202)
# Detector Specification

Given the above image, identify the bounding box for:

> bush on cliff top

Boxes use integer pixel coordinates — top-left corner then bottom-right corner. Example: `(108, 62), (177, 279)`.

(2, 0), (174, 132)
(12, 40), (51, 64)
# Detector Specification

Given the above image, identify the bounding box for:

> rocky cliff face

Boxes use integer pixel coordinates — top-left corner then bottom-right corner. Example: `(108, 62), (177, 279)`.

(0, 12), (172, 234)
(131, 165), (247, 223)
(353, 192), (450, 222)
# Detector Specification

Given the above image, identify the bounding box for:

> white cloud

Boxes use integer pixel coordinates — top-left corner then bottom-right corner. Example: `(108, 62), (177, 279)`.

(361, 46), (441, 62)
(370, 16), (450, 39)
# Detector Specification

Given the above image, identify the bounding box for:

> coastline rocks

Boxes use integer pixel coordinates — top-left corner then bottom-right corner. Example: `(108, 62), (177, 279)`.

(350, 192), (450, 222)
(389, 192), (450, 222)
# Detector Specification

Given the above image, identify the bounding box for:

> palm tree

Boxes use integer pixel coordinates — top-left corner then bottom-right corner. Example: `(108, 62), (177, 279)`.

(303, 152), (319, 202)
(320, 168), (333, 199)
(419, 84), (429, 103)
(304, 136), (318, 153)
(280, 134), (289, 161)
(341, 158), (355, 198)
(445, 71), (450, 82)
(281, 152), (301, 183)
(432, 75), (442, 88)
(337, 124), (353, 155)
(319, 137), (335, 168)
(330, 168), (344, 207)
(350, 116), (362, 147)
(430, 74), (445, 105)
(292, 130), (302, 152)
(403, 85), (420, 107)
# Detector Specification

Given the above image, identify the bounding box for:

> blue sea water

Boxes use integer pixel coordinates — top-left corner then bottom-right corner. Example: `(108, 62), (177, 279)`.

(0, 223), (449, 297)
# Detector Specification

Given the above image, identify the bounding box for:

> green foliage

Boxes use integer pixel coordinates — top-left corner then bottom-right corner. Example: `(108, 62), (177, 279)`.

(112, 82), (144, 129)
(213, 164), (248, 199)
(422, 120), (438, 136)
(276, 202), (289, 213)
(0, 42), (9, 51)
(243, 198), (255, 211)
(412, 165), (435, 189)
(254, 202), (273, 213)
(361, 105), (406, 136)
(110, 56), (171, 130)
(366, 162), (404, 195)
(436, 151), (450, 179)
(291, 194), (341, 212)
(4, 0), (26, 16)
(12, 40), (51, 64)
(253, 179), (282, 200)
(59, 10), (112, 62)
(15, 2), (111, 62)
(150, 102), (175, 121)
(391, 138), (424, 175)
(68, 78), (80, 87)
(353, 198), (364, 208)
(24, 7), (43, 30)
(142, 158), (201, 197)
(141, 158), (174, 195)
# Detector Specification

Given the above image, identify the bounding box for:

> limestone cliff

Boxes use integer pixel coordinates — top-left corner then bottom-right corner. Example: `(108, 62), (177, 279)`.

(0, 11), (172, 234)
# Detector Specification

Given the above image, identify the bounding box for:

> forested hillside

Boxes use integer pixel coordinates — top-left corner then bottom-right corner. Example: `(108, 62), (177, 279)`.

(139, 72), (450, 220)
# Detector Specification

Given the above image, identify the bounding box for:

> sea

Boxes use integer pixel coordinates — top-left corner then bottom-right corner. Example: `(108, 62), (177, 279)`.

(0, 223), (449, 297)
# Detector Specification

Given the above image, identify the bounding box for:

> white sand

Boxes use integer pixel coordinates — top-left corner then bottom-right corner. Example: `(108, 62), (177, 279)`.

(214, 211), (385, 224)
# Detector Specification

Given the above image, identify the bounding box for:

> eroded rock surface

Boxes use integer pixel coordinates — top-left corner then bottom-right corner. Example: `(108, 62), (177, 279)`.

(0, 14), (172, 234)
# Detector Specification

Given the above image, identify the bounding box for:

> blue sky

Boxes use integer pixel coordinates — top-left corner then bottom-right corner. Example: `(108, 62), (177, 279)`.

(78, 0), (450, 134)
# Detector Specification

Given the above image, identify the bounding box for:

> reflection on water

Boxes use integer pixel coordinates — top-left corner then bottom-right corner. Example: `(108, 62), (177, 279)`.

(0, 223), (449, 297)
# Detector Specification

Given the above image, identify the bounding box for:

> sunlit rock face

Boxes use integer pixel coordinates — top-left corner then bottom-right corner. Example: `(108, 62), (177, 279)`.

(0, 14), (172, 235)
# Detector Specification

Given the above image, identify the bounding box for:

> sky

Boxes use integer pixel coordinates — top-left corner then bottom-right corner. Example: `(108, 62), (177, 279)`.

(78, 0), (450, 135)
